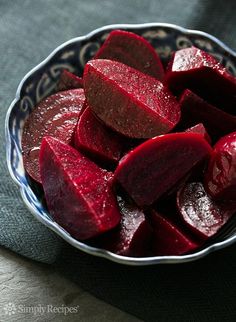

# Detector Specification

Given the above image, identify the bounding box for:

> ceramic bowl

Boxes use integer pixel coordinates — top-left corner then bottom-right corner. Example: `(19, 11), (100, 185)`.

(5, 23), (236, 265)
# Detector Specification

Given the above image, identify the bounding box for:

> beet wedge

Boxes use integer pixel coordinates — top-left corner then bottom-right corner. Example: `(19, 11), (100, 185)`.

(177, 89), (236, 142)
(205, 132), (236, 201)
(114, 133), (212, 207)
(177, 182), (236, 240)
(92, 196), (153, 256)
(185, 123), (211, 143)
(74, 107), (124, 164)
(57, 70), (83, 91)
(94, 29), (164, 80)
(165, 47), (236, 115)
(22, 89), (85, 183)
(40, 136), (121, 240)
(83, 59), (180, 139)
(150, 210), (199, 256)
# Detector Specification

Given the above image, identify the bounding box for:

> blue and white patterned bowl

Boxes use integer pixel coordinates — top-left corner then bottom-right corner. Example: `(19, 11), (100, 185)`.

(5, 23), (236, 265)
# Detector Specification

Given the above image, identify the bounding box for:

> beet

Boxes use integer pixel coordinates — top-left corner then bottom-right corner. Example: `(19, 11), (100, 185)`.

(94, 29), (164, 80)
(178, 89), (236, 142)
(40, 136), (121, 240)
(177, 182), (236, 240)
(57, 70), (83, 91)
(92, 196), (153, 256)
(150, 210), (199, 256)
(204, 132), (236, 201)
(74, 107), (123, 164)
(22, 89), (85, 183)
(165, 47), (236, 115)
(83, 59), (180, 139)
(185, 123), (211, 143)
(114, 133), (212, 207)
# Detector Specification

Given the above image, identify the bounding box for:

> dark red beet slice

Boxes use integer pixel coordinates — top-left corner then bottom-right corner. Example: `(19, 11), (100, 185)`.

(114, 133), (212, 207)
(40, 136), (121, 240)
(177, 182), (236, 240)
(185, 123), (211, 143)
(205, 132), (236, 201)
(74, 107), (123, 164)
(92, 196), (153, 256)
(94, 29), (164, 80)
(150, 210), (199, 256)
(83, 59), (180, 139)
(22, 89), (85, 183)
(178, 89), (236, 142)
(165, 47), (236, 115)
(57, 70), (83, 91)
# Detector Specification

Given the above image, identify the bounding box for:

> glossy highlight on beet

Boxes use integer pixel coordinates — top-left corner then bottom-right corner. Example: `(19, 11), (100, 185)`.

(40, 136), (121, 240)
(151, 210), (199, 256)
(177, 182), (236, 240)
(22, 89), (85, 183)
(166, 47), (236, 115)
(205, 132), (236, 201)
(74, 107), (123, 164)
(114, 133), (212, 206)
(84, 59), (180, 138)
(93, 196), (152, 256)
(94, 29), (164, 80)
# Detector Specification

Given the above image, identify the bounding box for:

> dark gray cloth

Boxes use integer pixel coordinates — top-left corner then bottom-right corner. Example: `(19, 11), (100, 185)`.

(1, 0), (236, 320)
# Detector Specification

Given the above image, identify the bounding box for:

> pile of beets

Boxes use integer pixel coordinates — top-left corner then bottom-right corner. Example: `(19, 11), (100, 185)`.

(22, 30), (236, 257)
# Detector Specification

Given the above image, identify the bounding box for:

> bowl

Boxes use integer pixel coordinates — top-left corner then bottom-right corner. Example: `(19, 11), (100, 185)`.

(5, 23), (236, 265)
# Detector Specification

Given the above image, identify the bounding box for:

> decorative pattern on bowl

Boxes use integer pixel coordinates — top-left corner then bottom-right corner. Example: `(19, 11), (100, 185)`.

(5, 23), (236, 265)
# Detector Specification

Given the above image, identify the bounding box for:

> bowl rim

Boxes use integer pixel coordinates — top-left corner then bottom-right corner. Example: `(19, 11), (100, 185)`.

(5, 22), (236, 266)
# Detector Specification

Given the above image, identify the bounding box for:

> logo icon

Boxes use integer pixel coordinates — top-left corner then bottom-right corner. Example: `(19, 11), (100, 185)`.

(3, 303), (17, 316)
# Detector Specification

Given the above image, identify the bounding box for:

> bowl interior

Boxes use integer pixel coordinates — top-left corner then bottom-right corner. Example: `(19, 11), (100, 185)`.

(6, 23), (236, 265)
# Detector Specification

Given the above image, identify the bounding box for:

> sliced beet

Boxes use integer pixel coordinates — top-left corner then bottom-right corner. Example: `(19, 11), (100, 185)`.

(40, 136), (121, 240)
(74, 107), (123, 164)
(22, 89), (85, 183)
(92, 196), (153, 256)
(114, 133), (212, 207)
(57, 70), (83, 91)
(178, 89), (236, 142)
(165, 47), (236, 115)
(150, 210), (199, 256)
(177, 182), (236, 240)
(83, 59), (180, 139)
(185, 123), (211, 143)
(94, 29), (164, 80)
(204, 132), (236, 201)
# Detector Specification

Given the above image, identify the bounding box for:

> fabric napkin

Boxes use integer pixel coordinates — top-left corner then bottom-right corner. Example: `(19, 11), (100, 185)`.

(1, 0), (236, 319)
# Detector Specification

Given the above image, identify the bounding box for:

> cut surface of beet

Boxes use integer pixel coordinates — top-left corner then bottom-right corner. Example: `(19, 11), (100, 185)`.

(177, 182), (236, 240)
(114, 133), (212, 207)
(83, 59), (180, 139)
(94, 29), (164, 80)
(74, 107), (123, 164)
(204, 132), (236, 201)
(185, 123), (211, 143)
(150, 210), (199, 256)
(92, 196), (152, 256)
(57, 70), (83, 91)
(40, 136), (121, 240)
(165, 47), (236, 115)
(178, 89), (236, 142)
(22, 89), (85, 183)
